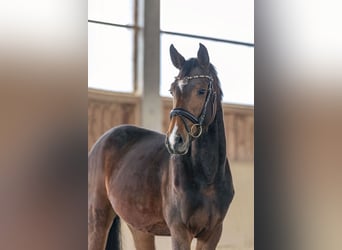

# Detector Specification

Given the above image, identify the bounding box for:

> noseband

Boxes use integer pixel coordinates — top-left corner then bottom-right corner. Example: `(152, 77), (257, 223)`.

(170, 75), (216, 138)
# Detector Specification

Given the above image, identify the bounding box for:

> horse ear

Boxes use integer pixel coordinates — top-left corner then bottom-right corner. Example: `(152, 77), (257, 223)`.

(197, 43), (210, 69)
(170, 44), (185, 69)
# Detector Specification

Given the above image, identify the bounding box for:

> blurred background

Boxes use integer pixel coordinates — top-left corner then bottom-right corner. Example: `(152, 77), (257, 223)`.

(1, 1), (342, 250)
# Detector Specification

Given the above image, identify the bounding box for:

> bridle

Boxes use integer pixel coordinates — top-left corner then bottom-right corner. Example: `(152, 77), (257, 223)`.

(169, 74), (216, 138)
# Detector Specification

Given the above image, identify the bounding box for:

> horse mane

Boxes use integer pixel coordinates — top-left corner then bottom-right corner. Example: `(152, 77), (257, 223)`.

(179, 58), (223, 102)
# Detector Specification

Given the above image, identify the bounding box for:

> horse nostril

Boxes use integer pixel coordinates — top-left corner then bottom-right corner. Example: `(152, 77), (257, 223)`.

(175, 135), (183, 145)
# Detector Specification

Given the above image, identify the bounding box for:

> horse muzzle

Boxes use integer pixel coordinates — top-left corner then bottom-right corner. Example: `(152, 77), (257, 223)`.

(165, 132), (189, 155)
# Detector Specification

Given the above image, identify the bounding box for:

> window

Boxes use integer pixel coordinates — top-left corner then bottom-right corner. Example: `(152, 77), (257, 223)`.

(88, 0), (254, 105)
(160, 0), (254, 105)
(88, 0), (136, 93)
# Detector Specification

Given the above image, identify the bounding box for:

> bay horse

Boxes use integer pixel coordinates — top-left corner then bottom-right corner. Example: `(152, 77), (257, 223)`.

(88, 43), (234, 250)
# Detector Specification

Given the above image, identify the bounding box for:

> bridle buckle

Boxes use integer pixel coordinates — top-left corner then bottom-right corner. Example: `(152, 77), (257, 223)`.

(190, 124), (202, 138)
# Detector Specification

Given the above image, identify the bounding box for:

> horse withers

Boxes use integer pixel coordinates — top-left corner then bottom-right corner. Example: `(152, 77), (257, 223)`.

(88, 43), (234, 250)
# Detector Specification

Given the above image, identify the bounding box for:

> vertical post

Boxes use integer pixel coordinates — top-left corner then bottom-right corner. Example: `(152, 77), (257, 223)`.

(136, 0), (162, 132)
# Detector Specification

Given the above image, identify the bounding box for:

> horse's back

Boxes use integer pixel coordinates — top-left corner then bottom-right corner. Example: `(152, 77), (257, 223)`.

(89, 124), (167, 175)
(89, 124), (164, 157)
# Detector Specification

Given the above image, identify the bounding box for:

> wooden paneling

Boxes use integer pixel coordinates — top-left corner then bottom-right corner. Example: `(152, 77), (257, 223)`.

(88, 90), (140, 150)
(88, 90), (254, 161)
(222, 104), (254, 161)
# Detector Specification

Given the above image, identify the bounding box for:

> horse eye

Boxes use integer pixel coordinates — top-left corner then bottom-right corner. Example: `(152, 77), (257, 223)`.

(169, 89), (174, 96)
(198, 89), (206, 96)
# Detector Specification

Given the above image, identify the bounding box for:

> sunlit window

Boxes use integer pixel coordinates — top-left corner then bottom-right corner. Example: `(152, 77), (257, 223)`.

(88, 0), (134, 25)
(88, 0), (135, 93)
(88, 0), (254, 105)
(160, 35), (254, 105)
(160, 0), (254, 105)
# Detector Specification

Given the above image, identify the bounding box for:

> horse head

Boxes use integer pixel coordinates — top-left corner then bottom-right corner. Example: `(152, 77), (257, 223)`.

(165, 43), (220, 155)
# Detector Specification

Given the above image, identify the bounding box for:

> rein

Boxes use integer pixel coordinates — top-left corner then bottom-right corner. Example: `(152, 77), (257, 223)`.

(170, 75), (215, 138)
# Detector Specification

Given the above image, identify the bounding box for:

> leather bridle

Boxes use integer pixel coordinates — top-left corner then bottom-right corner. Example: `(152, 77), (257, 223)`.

(169, 74), (216, 138)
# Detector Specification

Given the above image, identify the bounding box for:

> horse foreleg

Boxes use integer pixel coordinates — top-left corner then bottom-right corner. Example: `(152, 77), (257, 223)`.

(88, 196), (115, 250)
(195, 224), (223, 250)
(169, 225), (192, 250)
(128, 225), (155, 250)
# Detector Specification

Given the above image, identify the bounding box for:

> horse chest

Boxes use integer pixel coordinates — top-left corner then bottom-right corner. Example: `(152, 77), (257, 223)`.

(176, 188), (222, 236)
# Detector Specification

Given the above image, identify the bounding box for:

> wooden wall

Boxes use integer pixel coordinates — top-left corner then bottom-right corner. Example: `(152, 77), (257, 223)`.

(88, 89), (254, 161)
(88, 90), (140, 150)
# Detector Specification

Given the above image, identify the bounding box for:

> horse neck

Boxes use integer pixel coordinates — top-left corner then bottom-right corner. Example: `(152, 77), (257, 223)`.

(189, 103), (227, 183)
